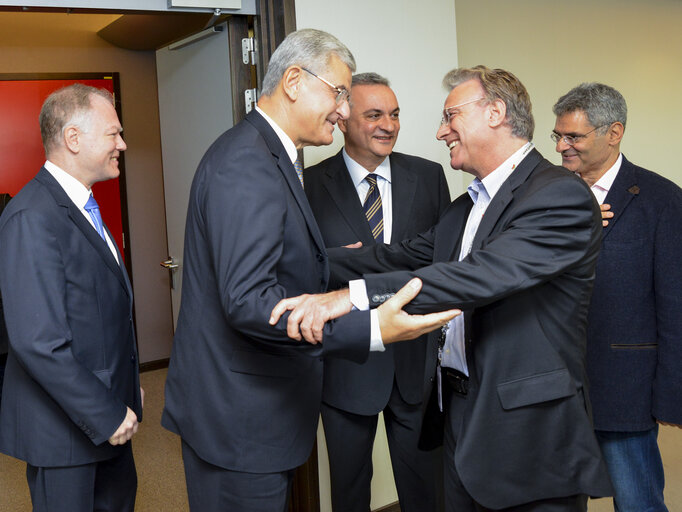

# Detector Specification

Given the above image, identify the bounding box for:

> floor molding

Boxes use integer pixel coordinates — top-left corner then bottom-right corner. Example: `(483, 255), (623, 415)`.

(374, 502), (400, 512)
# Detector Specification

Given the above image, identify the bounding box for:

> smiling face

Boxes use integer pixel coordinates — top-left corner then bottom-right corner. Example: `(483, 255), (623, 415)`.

(435, 79), (490, 175)
(296, 54), (352, 147)
(339, 83), (400, 171)
(553, 109), (620, 185)
(75, 94), (126, 188)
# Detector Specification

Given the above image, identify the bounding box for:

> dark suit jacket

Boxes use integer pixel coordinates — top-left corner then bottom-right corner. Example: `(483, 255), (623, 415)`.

(305, 150), (450, 414)
(162, 110), (370, 474)
(586, 155), (682, 431)
(0, 169), (141, 467)
(0, 194), (10, 358)
(329, 149), (612, 508)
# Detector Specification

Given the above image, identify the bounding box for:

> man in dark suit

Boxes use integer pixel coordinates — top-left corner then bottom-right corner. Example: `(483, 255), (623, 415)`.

(161, 29), (457, 512)
(304, 72), (450, 512)
(0, 193), (10, 405)
(273, 65), (613, 511)
(552, 82), (682, 512)
(0, 84), (142, 512)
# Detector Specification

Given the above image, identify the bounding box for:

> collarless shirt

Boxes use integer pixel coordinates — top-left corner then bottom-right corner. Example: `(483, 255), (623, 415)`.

(44, 160), (119, 263)
(342, 149), (393, 244)
(586, 153), (622, 205)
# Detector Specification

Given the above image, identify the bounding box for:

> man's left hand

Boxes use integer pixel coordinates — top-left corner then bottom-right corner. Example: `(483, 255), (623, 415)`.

(269, 288), (353, 343)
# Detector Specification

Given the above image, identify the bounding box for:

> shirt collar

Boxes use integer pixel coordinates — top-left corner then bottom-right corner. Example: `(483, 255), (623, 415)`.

(255, 105), (298, 164)
(342, 148), (392, 188)
(473, 142), (534, 204)
(44, 160), (92, 209)
(591, 153), (622, 195)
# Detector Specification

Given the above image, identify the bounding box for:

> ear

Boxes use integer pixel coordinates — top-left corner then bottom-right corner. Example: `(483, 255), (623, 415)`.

(63, 125), (81, 154)
(338, 117), (348, 133)
(487, 99), (507, 128)
(281, 66), (303, 102)
(606, 121), (624, 147)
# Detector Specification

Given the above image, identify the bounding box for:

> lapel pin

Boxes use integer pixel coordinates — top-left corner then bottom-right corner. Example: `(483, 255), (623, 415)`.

(628, 185), (640, 195)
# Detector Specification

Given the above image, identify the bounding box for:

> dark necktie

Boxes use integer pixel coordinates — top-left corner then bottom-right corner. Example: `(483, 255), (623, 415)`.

(363, 174), (383, 243)
(84, 194), (106, 241)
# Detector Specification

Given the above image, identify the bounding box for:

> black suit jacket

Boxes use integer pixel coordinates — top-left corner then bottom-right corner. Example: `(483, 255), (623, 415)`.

(329, 149), (612, 508)
(162, 110), (370, 474)
(305, 150), (450, 414)
(586, 155), (682, 431)
(0, 169), (141, 467)
(0, 193), (10, 358)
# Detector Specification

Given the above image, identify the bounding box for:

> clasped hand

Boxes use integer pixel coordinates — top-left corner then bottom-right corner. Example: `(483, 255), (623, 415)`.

(269, 278), (460, 345)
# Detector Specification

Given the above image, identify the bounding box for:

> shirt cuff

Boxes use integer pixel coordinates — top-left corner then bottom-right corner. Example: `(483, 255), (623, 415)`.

(369, 309), (385, 352)
(349, 279), (369, 311)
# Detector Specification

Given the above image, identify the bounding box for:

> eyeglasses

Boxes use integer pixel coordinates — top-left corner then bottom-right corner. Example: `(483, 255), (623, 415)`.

(550, 124), (608, 146)
(440, 97), (485, 126)
(301, 67), (350, 105)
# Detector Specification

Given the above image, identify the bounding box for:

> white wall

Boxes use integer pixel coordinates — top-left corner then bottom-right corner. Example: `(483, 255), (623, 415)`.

(294, 2), (458, 510)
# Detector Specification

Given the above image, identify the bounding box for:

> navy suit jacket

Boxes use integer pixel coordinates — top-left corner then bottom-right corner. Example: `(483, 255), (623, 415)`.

(329, 149), (612, 508)
(305, 150), (449, 414)
(586, 155), (682, 431)
(162, 110), (370, 474)
(0, 169), (141, 467)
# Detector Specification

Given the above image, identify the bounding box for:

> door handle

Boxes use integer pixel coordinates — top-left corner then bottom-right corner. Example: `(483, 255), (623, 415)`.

(160, 257), (180, 289)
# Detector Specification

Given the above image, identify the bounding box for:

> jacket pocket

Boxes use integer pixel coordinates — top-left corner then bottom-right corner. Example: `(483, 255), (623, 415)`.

(497, 368), (575, 410)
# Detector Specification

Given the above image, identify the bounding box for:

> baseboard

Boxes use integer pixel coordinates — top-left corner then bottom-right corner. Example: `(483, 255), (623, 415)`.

(373, 502), (400, 512)
(139, 358), (169, 373)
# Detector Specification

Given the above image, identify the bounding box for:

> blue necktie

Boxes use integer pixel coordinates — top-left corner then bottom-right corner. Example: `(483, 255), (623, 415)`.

(363, 174), (383, 243)
(84, 194), (106, 241)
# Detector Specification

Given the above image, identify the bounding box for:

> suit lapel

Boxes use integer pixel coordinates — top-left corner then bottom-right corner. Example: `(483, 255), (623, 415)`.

(436, 194), (472, 262)
(470, 149), (543, 253)
(601, 156), (638, 241)
(320, 152), (375, 244)
(389, 154), (417, 243)
(245, 111), (326, 254)
(36, 168), (130, 296)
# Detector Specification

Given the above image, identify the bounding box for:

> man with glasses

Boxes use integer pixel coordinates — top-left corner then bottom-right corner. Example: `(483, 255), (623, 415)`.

(553, 82), (682, 512)
(272, 65), (613, 511)
(305, 72), (450, 512)
(162, 29), (456, 512)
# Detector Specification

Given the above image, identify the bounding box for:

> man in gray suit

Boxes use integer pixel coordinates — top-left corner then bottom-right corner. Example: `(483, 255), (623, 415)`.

(305, 72), (449, 512)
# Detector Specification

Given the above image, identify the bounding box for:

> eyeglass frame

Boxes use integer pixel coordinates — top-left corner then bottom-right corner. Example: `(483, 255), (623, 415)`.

(301, 67), (350, 105)
(440, 97), (486, 126)
(550, 123), (610, 146)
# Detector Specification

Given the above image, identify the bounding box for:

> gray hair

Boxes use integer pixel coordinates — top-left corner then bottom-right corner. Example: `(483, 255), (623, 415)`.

(553, 82), (627, 133)
(352, 72), (390, 87)
(39, 83), (114, 154)
(261, 28), (356, 96)
(442, 65), (534, 140)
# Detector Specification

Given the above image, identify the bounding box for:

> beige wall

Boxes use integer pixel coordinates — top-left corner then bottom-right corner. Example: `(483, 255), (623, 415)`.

(455, 0), (682, 188)
(0, 12), (174, 363)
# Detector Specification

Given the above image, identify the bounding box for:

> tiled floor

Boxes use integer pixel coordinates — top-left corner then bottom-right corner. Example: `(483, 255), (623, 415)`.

(0, 368), (680, 511)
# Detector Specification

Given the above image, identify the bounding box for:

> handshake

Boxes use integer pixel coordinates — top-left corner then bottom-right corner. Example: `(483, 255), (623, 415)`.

(269, 278), (460, 345)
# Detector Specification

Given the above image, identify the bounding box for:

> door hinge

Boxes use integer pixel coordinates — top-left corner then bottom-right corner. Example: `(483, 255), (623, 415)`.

(242, 37), (258, 65)
(245, 88), (257, 114)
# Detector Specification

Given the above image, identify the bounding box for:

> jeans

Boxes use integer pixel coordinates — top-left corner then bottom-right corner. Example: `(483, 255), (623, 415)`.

(595, 425), (668, 512)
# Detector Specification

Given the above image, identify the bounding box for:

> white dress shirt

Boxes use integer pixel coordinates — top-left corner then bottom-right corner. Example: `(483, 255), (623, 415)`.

(44, 160), (119, 263)
(342, 149), (393, 243)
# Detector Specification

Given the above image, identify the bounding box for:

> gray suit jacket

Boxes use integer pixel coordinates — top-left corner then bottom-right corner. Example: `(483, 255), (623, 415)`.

(329, 149), (613, 508)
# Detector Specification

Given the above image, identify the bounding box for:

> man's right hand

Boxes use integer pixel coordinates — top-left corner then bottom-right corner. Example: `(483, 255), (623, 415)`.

(108, 407), (139, 446)
(601, 203), (614, 227)
(378, 278), (460, 344)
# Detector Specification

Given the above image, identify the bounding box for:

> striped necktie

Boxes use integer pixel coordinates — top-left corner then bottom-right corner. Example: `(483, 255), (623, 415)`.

(84, 194), (106, 241)
(363, 174), (383, 243)
(294, 158), (304, 188)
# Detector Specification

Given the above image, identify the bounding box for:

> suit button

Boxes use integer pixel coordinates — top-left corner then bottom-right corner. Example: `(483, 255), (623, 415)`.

(316, 253), (325, 262)
(371, 294), (380, 303)
(130, 355), (136, 362)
